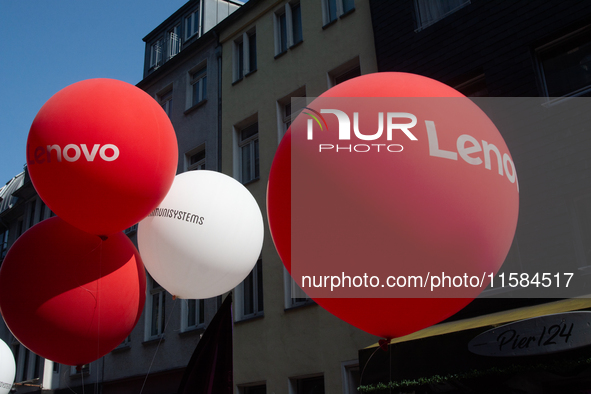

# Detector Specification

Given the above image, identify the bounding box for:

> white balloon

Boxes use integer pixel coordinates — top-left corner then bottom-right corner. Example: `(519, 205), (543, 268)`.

(0, 339), (15, 394)
(138, 170), (264, 299)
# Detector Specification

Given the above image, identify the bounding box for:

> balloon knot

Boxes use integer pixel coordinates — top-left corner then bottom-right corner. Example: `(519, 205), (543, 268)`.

(378, 338), (391, 352)
(98, 235), (108, 241)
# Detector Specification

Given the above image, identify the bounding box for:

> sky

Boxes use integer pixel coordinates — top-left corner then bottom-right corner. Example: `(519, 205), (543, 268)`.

(0, 0), (192, 186)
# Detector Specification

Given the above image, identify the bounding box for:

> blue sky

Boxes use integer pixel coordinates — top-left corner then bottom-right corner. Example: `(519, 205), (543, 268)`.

(0, 0), (191, 186)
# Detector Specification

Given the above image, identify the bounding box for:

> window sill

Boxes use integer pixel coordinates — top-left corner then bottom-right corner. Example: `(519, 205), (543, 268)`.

(242, 177), (260, 186)
(232, 77), (243, 86)
(179, 326), (205, 337)
(112, 343), (131, 352)
(142, 336), (165, 345)
(339, 7), (355, 19)
(245, 68), (257, 78)
(235, 313), (264, 324)
(289, 40), (303, 50)
(322, 19), (337, 30)
(284, 300), (316, 312)
(274, 50), (288, 59)
(184, 99), (208, 115)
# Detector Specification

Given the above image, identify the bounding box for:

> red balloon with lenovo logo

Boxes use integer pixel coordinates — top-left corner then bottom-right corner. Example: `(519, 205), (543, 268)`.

(0, 217), (146, 366)
(26, 79), (178, 236)
(267, 72), (519, 339)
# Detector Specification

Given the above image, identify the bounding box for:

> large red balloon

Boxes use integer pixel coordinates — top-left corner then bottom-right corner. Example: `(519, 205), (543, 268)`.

(267, 72), (519, 338)
(26, 79), (178, 236)
(0, 217), (146, 366)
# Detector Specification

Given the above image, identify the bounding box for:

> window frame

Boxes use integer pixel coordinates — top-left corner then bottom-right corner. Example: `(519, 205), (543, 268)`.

(158, 87), (173, 118)
(276, 89), (306, 143)
(0, 228), (9, 259)
(238, 122), (260, 184)
(274, 2), (303, 57)
(235, 259), (263, 321)
(181, 298), (206, 332)
(414, 0), (470, 31)
(168, 24), (182, 59)
(185, 145), (206, 171)
(144, 274), (166, 341)
(536, 25), (591, 100)
(321, 0), (354, 27)
(238, 383), (267, 394)
(190, 65), (207, 107)
(284, 267), (314, 309)
(149, 38), (163, 70)
(289, 374), (325, 394)
(233, 29), (257, 83)
(185, 8), (201, 41)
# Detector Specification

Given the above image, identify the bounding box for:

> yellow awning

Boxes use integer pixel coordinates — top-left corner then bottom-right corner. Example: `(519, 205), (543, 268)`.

(367, 297), (591, 348)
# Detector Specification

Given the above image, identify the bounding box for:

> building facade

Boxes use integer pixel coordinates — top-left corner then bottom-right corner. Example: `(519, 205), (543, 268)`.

(359, 1), (591, 392)
(217, 0), (378, 393)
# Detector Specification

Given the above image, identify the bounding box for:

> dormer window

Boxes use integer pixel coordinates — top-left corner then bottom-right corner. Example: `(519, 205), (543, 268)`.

(149, 39), (163, 69)
(168, 25), (181, 59)
(185, 9), (200, 40)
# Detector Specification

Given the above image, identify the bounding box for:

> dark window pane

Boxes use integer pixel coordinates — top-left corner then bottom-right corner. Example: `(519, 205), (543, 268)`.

(343, 0), (354, 13)
(292, 4), (303, 44)
(249, 33), (257, 71)
(299, 376), (325, 394)
(243, 269), (254, 315)
(541, 38), (591, 97)
(256, 261), (263, 312)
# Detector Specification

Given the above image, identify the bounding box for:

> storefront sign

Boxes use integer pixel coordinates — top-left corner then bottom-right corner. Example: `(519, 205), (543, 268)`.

(468, 311), (591, 357)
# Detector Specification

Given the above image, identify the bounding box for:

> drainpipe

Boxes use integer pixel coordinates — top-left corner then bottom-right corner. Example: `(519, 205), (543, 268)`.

(214, 32), (223, 173)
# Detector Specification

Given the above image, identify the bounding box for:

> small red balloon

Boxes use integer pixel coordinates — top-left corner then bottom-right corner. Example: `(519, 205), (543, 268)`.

(0, 217), (146, 366)
(267, 72), (519, 338)
(26, 79), (178, 235)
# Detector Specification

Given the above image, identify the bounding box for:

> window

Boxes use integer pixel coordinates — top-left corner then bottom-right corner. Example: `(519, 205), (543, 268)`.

(27, 199), (36, 228)
(145, 275), (166, 340)
(181, 299), (205, 332)
(274, 2), (303, 56)
(186, 146), (206, 171)
(537, 27), (591, 98)
(322, 0), (354, 26)
(168, 25), (181, 59)
(277, 89), (306, 142)
(334, 66), (360, 85)
(341, 361), (361, 394)
(185, 9), (200, 40)
(13, 343), (41, 383)
(284, 268), (313, 309)
(150, 39), (163, 69)
(238, 383), (267, 394)
(116, 336), (131, 349)
(190, 66), (207, 107)
(233, 30), (257, 82)
(454, 74), (489, 97)
(239, 123), (259, 184)
(414, 0), (470, 31)
(236, 259), (263, 320)
(159, 89), (173, 117)
(328, 57), (361, 88)
(289, 375), (325, 394)
(70, 364), (90, 377)
(0, 229), (8, 259)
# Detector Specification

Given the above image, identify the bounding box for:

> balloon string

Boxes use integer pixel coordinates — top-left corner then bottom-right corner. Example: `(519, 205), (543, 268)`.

(63, 367), (78, 394)
(139, 297), (178, 394)
(359, 340), (391, 388)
